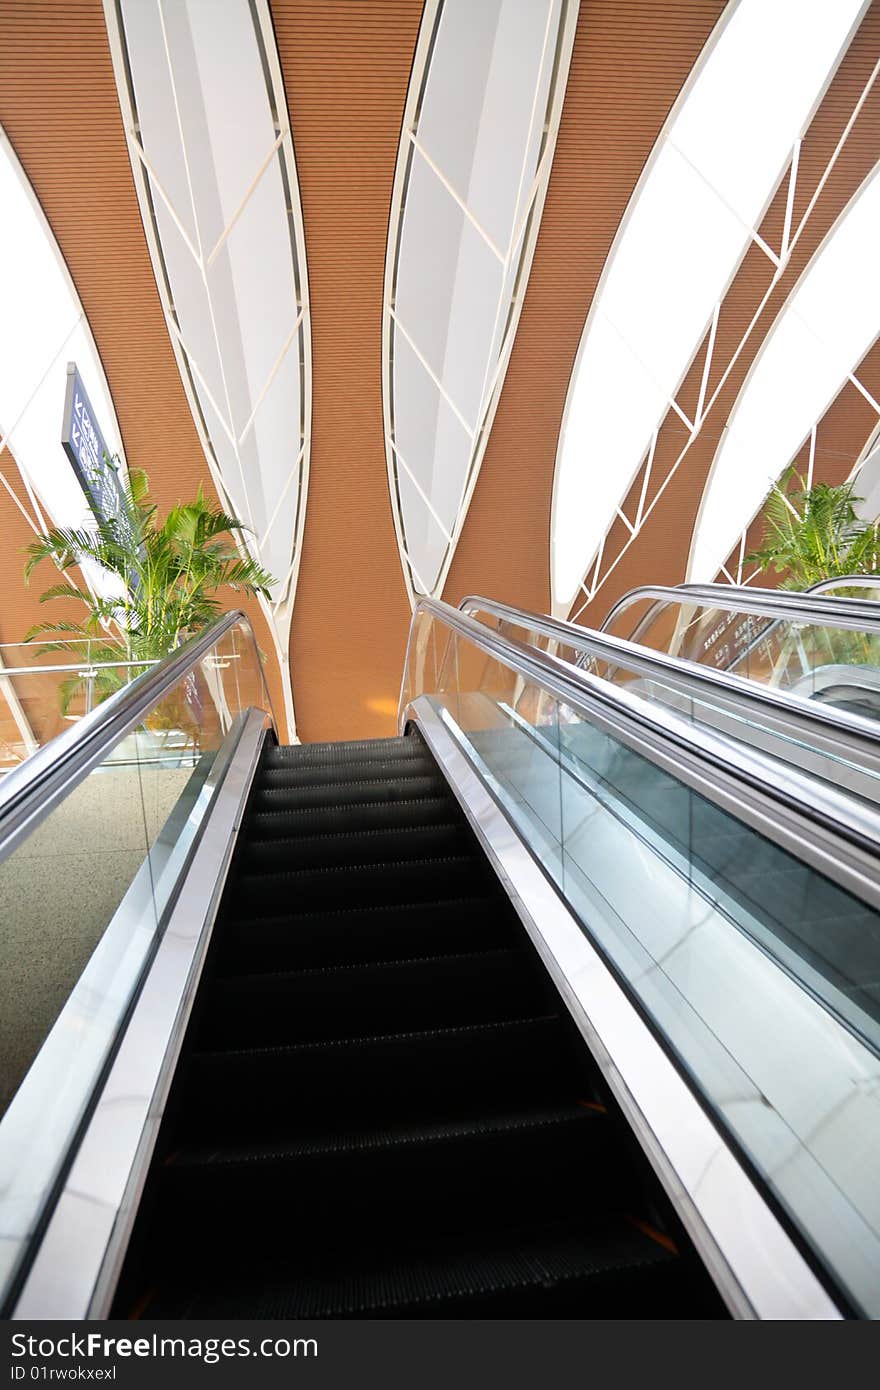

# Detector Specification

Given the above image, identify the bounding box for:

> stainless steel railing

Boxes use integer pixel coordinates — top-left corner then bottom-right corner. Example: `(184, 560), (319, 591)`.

(599, 580), (880, 638)
(402, 597), (880, 910)
(0, 610), (274, 868)
(459, 593), (880, 757)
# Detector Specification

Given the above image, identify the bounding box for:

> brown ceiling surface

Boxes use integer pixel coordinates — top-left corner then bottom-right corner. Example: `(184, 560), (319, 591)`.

(271, 0), (422, 742)
(0, 0), (289, 738)
(574, 1), (880, 630)
(442, 1), (727, 616)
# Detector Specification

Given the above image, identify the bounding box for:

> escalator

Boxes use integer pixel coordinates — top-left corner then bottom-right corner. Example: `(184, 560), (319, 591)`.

(464, 717), (880, 1030)
(2, 596), (880, 1322)
(599, 580), (880, 719)
(112, 731), (721, 1319)
(461, 592), (880, 808)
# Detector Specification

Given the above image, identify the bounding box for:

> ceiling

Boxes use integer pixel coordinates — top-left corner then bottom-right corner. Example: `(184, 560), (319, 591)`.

(0, 0), (877, 742)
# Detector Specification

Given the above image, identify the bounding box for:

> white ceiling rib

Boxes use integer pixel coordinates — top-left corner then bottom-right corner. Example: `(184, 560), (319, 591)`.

(691, 163), (880, 584)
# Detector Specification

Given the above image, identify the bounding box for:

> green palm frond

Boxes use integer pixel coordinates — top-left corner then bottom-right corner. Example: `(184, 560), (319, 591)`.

(127, 467), (152, 508)
(745, 467), (880, 590)
(56, 668), (128, 718)
(25, 468), (277, 699)
(23, 619), (96, 641)
(34, 583), (96, 605)
(24, 527), (109, 580)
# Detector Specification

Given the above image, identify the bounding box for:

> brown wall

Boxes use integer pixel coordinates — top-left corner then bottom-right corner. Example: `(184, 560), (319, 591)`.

(272, 1), (422, 741)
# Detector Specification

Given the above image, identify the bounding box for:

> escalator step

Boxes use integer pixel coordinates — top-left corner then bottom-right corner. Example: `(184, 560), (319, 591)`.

(140, 1219), (679, 1320)
(216, 895), (518, 973)
(237, 822), (470, 872)
(154, 1103), (621, 1254)
(168, 1098), (602, 1170)
(179, 1015), (578, 1136)
(198, 946), (544, 1047)
(248, 774), (447, 813)
(245, 795), (456, 838)
(256, 756), (439, 789)
(227, 854), (493, 914)
(262, 735), (425, 766)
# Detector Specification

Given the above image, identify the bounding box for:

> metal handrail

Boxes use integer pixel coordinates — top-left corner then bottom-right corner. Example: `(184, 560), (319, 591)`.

(599, 581), (880, 637)
(677, 582), (880, 623)
(403, 598), (880, 911)
(0, 659), (159, 677)
(457, 594), (880, 766)
(807, 575), (880, 596)
(0, 610), (274, 866)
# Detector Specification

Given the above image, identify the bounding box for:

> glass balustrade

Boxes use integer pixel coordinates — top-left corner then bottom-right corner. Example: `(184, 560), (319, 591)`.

(0, 617), (272, 1303)
(601, 594), (880, 721)
(0, 643), (156, 772)
(402, 605), (880, 1317)
(462, 603), (880, 808)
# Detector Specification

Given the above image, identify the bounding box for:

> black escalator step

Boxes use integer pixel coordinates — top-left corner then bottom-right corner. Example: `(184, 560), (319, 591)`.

(238, 822), (469, 873)
(141, 1219), (679, 1320)
(249, 774), (447, 814)
(170, 1098), (600, 1170)
(263, 735), (424, 766)
(199, 947), (543, 1047)
(157, 1103), (619, 1251)
(217, 895), (518, 972)
(179, 1015), (577, 1135)
(245, 795), (455, 839)
(257, 756), (439, 789)
(228, 854), (492, 914)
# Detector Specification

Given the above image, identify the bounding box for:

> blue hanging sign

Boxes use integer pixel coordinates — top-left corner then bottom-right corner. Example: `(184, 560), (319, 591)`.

(61, 362), (127, 529)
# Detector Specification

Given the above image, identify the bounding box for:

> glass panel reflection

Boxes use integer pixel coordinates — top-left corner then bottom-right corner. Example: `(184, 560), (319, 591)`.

(401, 606), (880, 1316)
(0, 618), (272, 1302)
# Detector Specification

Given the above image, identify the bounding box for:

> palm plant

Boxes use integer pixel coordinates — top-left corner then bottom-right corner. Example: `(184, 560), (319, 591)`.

(24, 467), (274, 714)
(745, 468), (880, 591)
(746, 468), (880, 671)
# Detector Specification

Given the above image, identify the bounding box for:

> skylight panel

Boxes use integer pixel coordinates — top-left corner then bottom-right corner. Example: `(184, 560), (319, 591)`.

(551, 0), (867, 613)
(690, 165), (880, 582)
(385, 0), (576, 598)
(0, 130), (125, 561)
(114, 0), (310, 622)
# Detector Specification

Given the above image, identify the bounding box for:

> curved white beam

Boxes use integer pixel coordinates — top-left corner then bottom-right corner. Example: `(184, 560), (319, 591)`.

(690, 162), (880, 583)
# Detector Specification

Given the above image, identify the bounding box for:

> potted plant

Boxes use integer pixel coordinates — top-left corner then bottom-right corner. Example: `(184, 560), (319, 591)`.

(745, 468), (880, 591)
(745, 468), (880, 672)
